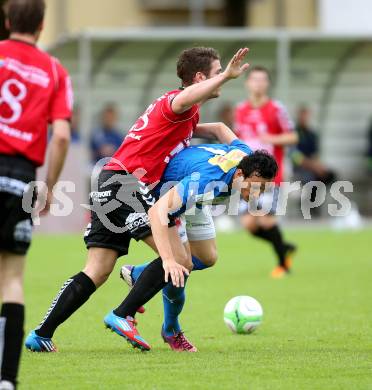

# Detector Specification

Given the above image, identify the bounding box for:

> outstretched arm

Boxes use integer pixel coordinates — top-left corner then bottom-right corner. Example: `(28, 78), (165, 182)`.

(172, 48), (250, 114)
(260, 132), (298, 146)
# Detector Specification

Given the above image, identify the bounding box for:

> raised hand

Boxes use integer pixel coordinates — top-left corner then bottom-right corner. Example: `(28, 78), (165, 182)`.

(223, 48), (250, 80)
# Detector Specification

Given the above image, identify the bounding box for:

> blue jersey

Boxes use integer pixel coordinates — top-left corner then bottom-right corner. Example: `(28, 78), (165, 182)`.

(156, 139), (252, 215)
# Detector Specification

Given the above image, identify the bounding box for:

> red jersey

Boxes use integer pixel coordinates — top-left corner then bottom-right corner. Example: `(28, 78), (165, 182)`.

(234, 99), (294, 184)
(0, 39), (73, 166)
(105, 89), (199, 184)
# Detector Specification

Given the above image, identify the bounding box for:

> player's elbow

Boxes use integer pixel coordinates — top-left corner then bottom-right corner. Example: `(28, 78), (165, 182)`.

(55, 133), (71, 147)
(52, 119), (71, 146)
(215, 121), (225, 136)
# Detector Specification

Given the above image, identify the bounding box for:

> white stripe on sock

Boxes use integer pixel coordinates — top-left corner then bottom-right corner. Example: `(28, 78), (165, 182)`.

(37, 278), (74, 329)
(0, 317), (6, 373)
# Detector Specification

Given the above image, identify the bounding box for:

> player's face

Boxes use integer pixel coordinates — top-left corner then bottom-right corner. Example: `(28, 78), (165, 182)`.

(238, 175), (271, 202)
(298, 108), (310, 126)
(206, 59), (223, 98)
(102, 109), (118, 128)
(245, 71), (270, 97)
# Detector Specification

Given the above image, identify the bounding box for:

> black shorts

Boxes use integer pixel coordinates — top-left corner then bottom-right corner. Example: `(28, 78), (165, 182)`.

(84, 170), (173, 257)
(0, 154), (36, 255)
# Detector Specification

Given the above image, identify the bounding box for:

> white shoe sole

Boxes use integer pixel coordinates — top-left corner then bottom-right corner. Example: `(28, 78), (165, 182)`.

(120, 265), (133, 288)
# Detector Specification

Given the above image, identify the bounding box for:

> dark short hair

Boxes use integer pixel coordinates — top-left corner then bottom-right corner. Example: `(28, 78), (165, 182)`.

(237, 150), (278, 179)
(102, 103), (117, 113)
(177, 47), (220, 87)
(247, 65), (271, 81)
(7, 0), (45, 34)
(297, 104), (310, 114)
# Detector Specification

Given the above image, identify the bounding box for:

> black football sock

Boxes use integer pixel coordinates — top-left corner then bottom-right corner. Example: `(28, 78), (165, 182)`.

(36, 272), (96, 338)
(252, 226), (271, 241)
(114, 257), (167, 318)
(0, 303), (24, 387)
(253, 225), (287, 267)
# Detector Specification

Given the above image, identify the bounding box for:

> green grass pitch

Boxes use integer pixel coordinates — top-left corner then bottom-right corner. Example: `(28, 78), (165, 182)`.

(21, 229), (372, 389)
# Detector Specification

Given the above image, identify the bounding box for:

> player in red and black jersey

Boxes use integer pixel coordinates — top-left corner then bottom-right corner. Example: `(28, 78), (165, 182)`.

(234, 66), (298, 278)
(0, 0), (72, 387)
(26, 47), (250, 352)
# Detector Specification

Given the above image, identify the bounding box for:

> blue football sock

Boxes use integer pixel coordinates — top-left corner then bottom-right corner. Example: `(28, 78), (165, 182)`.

(162, 277), (188, 337)
(132, 256), (209, 284)
(131, 262), (150, 283)
(192, 255), (211, 271)
(132, 256), (207, 336)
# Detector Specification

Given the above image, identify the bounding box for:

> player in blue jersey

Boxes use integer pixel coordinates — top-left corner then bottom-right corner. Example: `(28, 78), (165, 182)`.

(106, 134), (278, 351)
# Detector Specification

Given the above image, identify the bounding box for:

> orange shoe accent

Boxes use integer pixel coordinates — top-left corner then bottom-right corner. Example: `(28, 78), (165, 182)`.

(270, 266), (288, 279)
(284, 256), (293, 270)
(284, 245), (297, 271)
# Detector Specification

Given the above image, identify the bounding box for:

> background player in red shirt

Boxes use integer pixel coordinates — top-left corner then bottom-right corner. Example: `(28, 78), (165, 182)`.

(26, 47), (250, 352)
(0, 0), (72, 387)
(235, 66), (298, 278)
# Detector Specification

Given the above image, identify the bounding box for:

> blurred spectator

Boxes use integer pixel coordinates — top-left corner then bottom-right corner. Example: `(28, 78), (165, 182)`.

(367, 119), (372, 173)
(217, 102), (234, 129)
(91, 103), (123, 163)
(291, 106), (336, 211)
(70, 106), (81, 143)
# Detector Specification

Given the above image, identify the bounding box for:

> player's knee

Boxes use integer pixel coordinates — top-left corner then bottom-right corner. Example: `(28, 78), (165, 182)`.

(83, 267), (109, 287)
(83, 262), (111, 287)
(184, 256), (194, 272)
(171, 245), (193, 271)
(258, 215), (276, 229)
(199, 248), (218, 267)
(177, 252), (193, 271)
(241, 215), (256, 233)
(95, 271), (111, 287)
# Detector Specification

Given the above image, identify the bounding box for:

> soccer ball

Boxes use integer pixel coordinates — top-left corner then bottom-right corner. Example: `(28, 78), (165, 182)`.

(223, 296), (263, 334)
